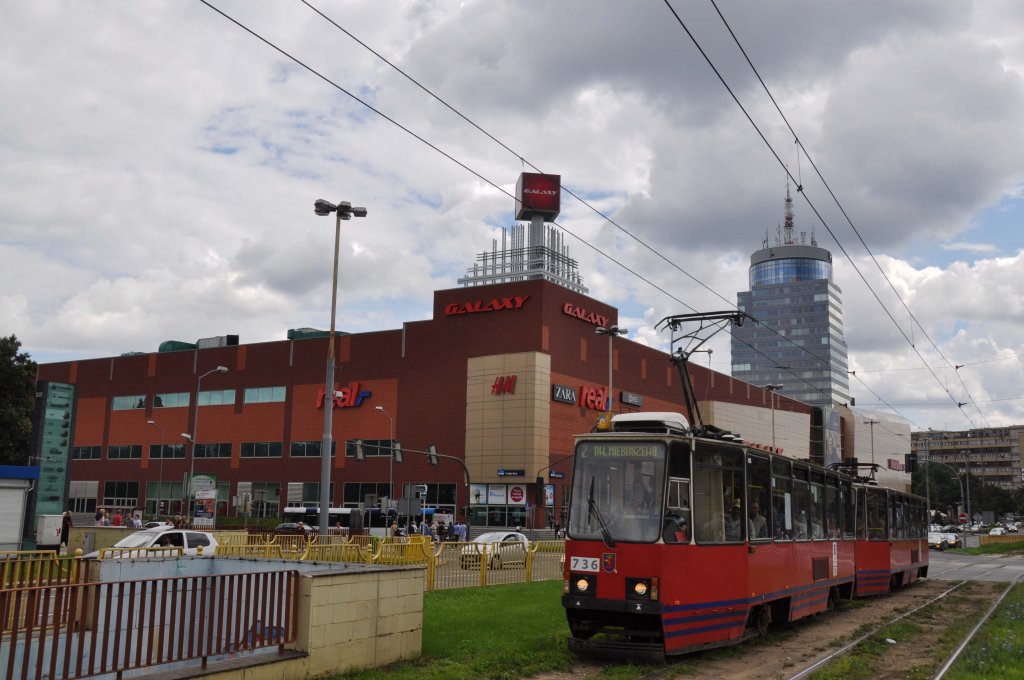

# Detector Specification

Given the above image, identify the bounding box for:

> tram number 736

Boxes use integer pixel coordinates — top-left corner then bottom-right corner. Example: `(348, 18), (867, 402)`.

(570, 556), (600, 573)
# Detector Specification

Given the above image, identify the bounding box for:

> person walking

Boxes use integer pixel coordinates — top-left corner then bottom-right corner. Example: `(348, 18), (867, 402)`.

(61, 509), (73, 549)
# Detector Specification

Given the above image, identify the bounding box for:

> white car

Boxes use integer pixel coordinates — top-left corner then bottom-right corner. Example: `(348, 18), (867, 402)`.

(459, 531), (530, 570)
(86, 527), (218, 558)
(989, 527), (1006, 536)
(927, 532), (949, 551)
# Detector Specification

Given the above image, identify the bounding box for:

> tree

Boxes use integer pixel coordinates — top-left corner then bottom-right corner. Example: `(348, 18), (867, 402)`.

(0, 335), (37, 465)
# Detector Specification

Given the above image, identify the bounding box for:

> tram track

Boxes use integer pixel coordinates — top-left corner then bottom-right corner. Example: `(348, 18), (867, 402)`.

(625, 567), (1013, 680)
(786, 564), (1013, 680)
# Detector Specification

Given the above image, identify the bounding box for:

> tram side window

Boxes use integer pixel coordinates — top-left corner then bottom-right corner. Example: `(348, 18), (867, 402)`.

(824, 477), (840, 539)
(772, 459), (793, 541)
(895, 500), (906, 540)
(867, 490), (888, 540)
(809, 483), (825, 539)
(856, 487), (867, 539)
(693, 447), (745, 544)
(746, 454), (771, 541)
(841, 480), (855, 539)
(663, 477), (691, 543)
(792, 465), (810, 540)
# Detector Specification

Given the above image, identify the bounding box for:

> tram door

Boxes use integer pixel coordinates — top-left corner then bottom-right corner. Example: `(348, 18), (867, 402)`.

(746, 454), (780, 597)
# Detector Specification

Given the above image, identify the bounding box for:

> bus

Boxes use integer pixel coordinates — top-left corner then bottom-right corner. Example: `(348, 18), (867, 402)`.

(281, 506), (393, 536)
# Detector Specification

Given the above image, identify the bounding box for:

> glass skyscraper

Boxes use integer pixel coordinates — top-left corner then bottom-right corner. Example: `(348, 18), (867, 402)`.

(731, 188), (850, 407)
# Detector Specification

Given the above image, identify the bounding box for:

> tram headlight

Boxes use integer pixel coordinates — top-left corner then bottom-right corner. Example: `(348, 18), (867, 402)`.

(626, 577), (656, 601)
(571, 574), (595, 595)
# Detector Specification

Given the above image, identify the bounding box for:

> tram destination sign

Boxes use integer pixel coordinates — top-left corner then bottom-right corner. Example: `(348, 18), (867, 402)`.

(581, 443), (664, 459)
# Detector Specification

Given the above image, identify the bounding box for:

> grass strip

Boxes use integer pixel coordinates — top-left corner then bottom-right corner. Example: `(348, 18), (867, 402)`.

(953, 540), (1024, 556)
(943, 584), (1024, 680)
(808, 585), (990, 680)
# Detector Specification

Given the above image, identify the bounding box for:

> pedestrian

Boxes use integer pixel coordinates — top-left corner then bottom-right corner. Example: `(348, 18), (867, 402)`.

(94, 508), (105, 527)
(112, 510), (123, 527)
(61, 509), (73, 548)
(388, 521), (398, 537)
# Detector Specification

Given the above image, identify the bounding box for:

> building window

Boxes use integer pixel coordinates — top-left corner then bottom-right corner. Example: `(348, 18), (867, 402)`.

(244, 386), (286, 404)
(301, 483), (335, 505)
(145, 481), (183, 516)
(343, 482), (392, 505)
(195, 443), (232, 458)
(103, 481), (139, 509)
(290, 441), (337, 457)
(154, 392), (190, 408)
(240, 442), (282, 458)
(112, 395), (146, 410)
(198, 389), (236, 406)
(344, 439), (395, 457)
(108, 445), (143, 459)
(72, 446), (102, 460)
(149, 443), (185, 459)
(70, 480), (98, 513)
(237, 482), (281, 518)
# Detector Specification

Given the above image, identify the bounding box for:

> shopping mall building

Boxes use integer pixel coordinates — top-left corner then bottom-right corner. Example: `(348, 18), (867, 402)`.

(29, 175), (912, 530)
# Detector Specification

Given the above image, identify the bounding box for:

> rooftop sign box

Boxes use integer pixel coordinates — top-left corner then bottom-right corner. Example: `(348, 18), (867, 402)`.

(515, 173), (560, 221)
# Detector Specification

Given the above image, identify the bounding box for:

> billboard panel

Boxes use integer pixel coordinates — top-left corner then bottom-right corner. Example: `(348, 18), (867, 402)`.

(515, 172), (561, 221)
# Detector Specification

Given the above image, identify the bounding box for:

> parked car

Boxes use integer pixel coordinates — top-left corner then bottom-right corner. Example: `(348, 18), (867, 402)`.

(85, 527), (218, 559)
(274, 522), (316, 535)
(144, 521), (173, 529)
(927, 532), (949, 551)
(989, 527), (1006, 536)
(459, 531), (529, 570)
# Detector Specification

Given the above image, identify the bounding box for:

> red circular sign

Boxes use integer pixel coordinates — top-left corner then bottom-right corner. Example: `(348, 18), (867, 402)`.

(510, 486), (524, 503)
(959, 513), (968, 522)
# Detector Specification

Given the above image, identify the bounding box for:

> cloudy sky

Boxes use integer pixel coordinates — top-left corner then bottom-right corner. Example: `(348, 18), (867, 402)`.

(3, 1), (1023, 434)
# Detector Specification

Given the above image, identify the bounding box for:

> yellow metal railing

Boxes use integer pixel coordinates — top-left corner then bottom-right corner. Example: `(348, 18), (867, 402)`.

(96, 546), (185, 559)
(1, 550), (83, 590)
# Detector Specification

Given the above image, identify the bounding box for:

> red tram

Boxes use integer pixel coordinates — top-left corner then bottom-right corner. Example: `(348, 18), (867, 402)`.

(562, 312), (928, 659)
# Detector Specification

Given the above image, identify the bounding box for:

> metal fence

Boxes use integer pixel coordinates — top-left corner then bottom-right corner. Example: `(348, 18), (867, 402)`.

(1, 567), (299, 680)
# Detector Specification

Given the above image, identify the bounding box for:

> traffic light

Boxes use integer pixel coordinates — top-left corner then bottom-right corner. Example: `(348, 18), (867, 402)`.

(535, 477), (545, 506)
(427, 445), (438, 466)
(905, 453), (917, 473)
(354, 440), (365, 461)
(393, 443), (403, 464)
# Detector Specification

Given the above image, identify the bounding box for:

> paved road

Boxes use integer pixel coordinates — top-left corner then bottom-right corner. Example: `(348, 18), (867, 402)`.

(927, 550), (1024, 583)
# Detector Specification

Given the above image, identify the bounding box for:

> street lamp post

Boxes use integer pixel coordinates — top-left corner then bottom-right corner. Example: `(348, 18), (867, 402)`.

(921, 458), (965, 523)
(595, 325), (627, 416)
(765, 384), (783, 450)
(375, 405), (394, 503)
(962, 450), (972, 525)
(923, 435), (930, 524)
(184, 366), (228, 516)
(863, 418), (879, 467)
(146, 419), (166, 519)
(314, 198), (367, 536)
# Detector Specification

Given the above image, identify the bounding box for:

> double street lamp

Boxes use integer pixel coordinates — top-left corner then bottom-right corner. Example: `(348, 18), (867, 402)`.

(863, 418), (879, 467)
(314, 198), (367, 536)
(375, 405), (395, 502)
(595, 325), (627, 415)
(182, 365), (229, 515)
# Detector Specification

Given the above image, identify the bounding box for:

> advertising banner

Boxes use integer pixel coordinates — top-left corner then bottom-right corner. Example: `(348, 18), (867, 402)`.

(193, 489), (217, 528)
(487, 484), (508, 505)
(507, 484), (527, 506)
(470, 483), (488, 505)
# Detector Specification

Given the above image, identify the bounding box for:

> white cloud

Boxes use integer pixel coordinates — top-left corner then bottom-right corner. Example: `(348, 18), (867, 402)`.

(2, 1), (1023, 432)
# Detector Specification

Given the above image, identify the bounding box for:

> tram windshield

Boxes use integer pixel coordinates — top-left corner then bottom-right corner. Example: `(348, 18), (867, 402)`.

(568, 440), (666, 544)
